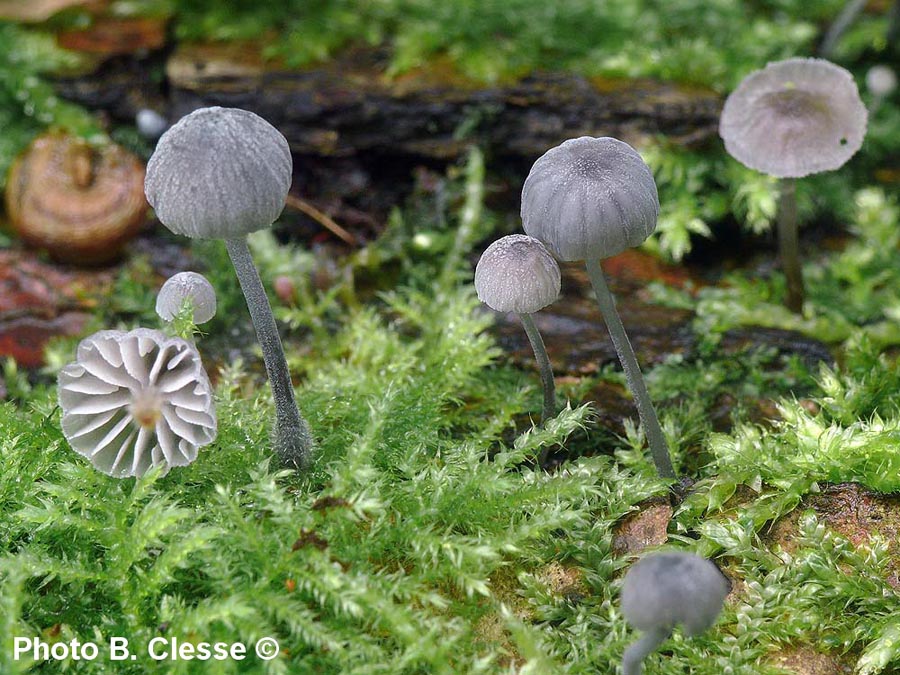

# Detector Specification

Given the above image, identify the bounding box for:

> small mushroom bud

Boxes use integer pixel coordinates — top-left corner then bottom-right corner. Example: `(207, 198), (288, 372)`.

(866, 65), (897, 116)
(475, 234), (560, 423)
(521, 137), (675, 479)
(58, 328), (217, 478)
(620, 551), (729, 675)
(136, 108), (168, 140)
(156, 271), (217, 325)
(145, 106), (312, 470)
(719, 58), (868, 313)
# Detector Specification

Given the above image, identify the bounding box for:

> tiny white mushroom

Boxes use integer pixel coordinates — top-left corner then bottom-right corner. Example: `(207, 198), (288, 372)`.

(521, 137), (674, 479)
(156, 271), (217, 324)
(475, 234), (560, 423)
(136, 109), (168, 141)
(620, 551), (729, 675)
(58, 328), (217, 478)
(866, 65), (897, 99)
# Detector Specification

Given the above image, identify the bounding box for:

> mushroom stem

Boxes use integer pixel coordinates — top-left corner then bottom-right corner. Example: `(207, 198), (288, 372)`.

(819, 0), (868, 58)
(777, 178), (803, 314)
(584, 259), (675, 479)
(225, 236), (312, 469)
(519, 312), (556, 424)
(622, 626), (672, 675)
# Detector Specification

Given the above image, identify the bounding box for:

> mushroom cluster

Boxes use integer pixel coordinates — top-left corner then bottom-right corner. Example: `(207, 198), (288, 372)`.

(58, 328), (216, 478)
(518, 136), (675, 479)
(145, 106), (312, 470)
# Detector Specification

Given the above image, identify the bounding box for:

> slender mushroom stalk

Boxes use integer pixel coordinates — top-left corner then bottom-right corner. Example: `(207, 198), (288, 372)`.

(622, 626), (671, 675)
(521, 136), (675, 479)
(475, 234), (560, 425)
(584, 259), (674, 478)
(144, 106), (312, 470)
(719, 58), (868, 314)
(519, 313), (555, 423)
(620, 551), (729, 675)
(776, 178), (802, 313)
(225, 237), (312, 465)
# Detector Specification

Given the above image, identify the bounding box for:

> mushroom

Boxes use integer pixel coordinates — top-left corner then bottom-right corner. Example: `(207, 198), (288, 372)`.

(5, 133), (147, 265)
(475, 234), (560, 424)
(521, 136), (675, 479)
(144, 106), (312, 469)
(865, 65), (897, 115)
(719, 58), (868, 313)
(58, 328), (217, 478)
(156, 271), (217, 325)
(136, 109), (168, 141)
(620, 551), (729, 675)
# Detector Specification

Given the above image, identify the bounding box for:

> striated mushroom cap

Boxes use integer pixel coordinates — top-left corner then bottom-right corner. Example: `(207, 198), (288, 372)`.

(156, 271), (217, 324)
(521, 137), (659, 262)
(475, 234), (561, 314)
(58, 328), (217, 478)
(5, 133), (147, 265)
(720, 58), (868, 179)
(621, 551), (729, 636)
(144, 106), (293, 240)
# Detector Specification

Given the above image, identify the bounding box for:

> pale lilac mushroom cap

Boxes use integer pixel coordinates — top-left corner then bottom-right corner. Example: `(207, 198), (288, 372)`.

(144, 106), (293, 239)
(866, 65), (897, 98)
(520, 137), (659, 262)
(720, 58), (868, 179)
(474, 234), (561, 314)
(156, 271), (217, 324)
(58, 328), (217, 478)
(620, 551), (729, 636)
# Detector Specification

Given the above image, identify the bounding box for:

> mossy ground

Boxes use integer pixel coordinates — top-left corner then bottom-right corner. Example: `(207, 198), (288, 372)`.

(0, 2), (899, 673)
(1, 150), (900, 673)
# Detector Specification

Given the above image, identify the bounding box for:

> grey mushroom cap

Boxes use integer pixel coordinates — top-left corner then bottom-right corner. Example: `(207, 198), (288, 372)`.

(720, 58), (868, 179)
(156, 271), (217, 324)
(144, 106), (293, 239)
(620, 551), (729, 636)
(474, 234), (561, 314)
(520, 137), (659, 262)
(58, 328), (217, 478)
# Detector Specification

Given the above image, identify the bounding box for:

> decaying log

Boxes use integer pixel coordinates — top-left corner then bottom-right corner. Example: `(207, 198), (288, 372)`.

(54, 43), (722, 161)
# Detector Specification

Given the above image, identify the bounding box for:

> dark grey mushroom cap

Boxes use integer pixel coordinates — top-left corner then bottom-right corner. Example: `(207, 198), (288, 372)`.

(474, 234), (561, 314)
(720, 58), (868, 179)
(156, 271), (217, 324)
(144, 106), (293, 239)
(620, 551), (729, 636)
(521, 137), (659, 262)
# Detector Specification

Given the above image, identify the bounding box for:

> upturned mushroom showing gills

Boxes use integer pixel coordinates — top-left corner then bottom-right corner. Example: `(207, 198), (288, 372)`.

(58, 328), (217, 478)
(719, 58), (868, 313)
(521, 136), (675, 479)
(620, 551), (729, 675)
(156, 271), (217, 325)
(144, 106), (312, 470)
(475, 234), (560, 424)
(5, 133), (147, 265)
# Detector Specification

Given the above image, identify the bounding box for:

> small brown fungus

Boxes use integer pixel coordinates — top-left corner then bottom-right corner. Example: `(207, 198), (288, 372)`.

(5, 133), (147, 265)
